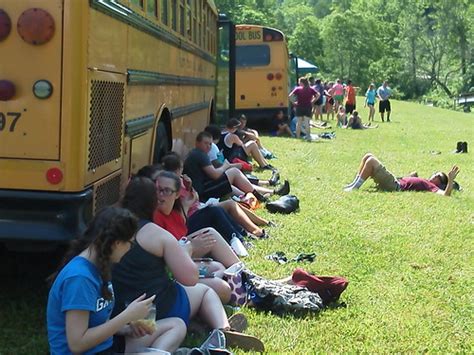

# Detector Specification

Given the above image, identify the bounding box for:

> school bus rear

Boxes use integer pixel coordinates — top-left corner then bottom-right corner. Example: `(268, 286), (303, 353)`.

(234, 25), (289, 123)
(0, 1), (124, 248)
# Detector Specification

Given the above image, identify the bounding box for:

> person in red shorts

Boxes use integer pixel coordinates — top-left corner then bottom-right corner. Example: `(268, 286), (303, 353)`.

(344, 153), (460, 196)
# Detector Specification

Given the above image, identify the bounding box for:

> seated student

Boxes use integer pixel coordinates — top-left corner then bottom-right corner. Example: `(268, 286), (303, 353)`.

(344, 153), (460, 196)
(345, 111), (378, 129)
(204, 124), (226, 168)
(183, 131), (289, 202)
(336, 106), (347, 127)
(47, 207), (186, 354)
(219, 118), (274, 170)
(237, 114), (274, 158)
(152, 170), (242, 301)
(112, 177), (262, 351)
(162, 153), (271, 239)
(271, 110), (292, 137)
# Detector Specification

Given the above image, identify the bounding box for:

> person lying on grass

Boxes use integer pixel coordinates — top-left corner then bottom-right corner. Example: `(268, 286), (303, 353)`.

(344, 153), (460, 196)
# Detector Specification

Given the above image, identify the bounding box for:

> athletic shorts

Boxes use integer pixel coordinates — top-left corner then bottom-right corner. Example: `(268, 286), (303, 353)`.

(163, 283), (191, 326)
(345, 103), (356, 114)
(372, 164), (400, 191)
(367, 102), (375, 106)
(201, 174), (233, 201)
(295, 106), (312, 117)
(334, 94), (344, 102)
(379, 100), (391, 113)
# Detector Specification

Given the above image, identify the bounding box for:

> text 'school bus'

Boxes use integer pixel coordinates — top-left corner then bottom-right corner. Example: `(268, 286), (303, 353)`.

(234, 24), (289, 125)
(0, 0), (219, 249)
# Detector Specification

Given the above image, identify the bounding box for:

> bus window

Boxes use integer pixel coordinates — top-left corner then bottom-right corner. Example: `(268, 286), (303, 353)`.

(147, 0), (158, 17)
(161, 0), (169, 25)
(130, 0), (144, 9)
(171, 0), (177, 31)
(236, 45), (270, 67)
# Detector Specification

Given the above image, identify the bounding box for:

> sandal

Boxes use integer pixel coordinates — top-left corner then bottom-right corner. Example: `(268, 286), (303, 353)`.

(228, 313), (248, 332)
(221, 329), (265, 352)
(291, 252), (316, 263)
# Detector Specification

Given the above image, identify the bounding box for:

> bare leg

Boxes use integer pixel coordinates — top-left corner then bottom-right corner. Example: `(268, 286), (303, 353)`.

(357, 153), (374, 174)
(238, 204), (269, 225)
(192, 228), (239, 267)
(225, 168), (254, 193)
(295, 116), (303, 138)
(359, 156), (381, 180)
(219, 200), (263, 236)
(198, 277), (231, 304)
(243, 141), (268, 167)
(125, 317), (186, 353)
(387, 110), (391, 121)
(184, 284), (229, 329)
(304, 116), (311, 140)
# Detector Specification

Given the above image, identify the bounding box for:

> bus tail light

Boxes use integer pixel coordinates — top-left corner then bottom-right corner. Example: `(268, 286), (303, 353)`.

(0, 80), (15, 101)
(271, 87), (276, 91)
(17, 8), (55, 45)
(275, 73), (282, 80)
(0, 9), (12, 41)
(46, 167), (63, 185)
(267, 73), (274, 80)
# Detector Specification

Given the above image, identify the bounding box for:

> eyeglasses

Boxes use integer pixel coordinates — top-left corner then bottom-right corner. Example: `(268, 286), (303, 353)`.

(157, 187), (177, 196)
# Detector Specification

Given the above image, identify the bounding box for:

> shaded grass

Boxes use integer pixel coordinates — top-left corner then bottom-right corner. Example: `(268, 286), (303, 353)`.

(1, 100), (473, 353)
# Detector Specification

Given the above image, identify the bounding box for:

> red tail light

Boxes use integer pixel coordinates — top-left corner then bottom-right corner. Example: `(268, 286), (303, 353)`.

(17, 8), (55, 45)
(0, 80), (15, 101)
(0, 9), (12, 41)
(275, 73), (282, 80)
(267, 73), (274, 80)
(46, 167), (63, 185)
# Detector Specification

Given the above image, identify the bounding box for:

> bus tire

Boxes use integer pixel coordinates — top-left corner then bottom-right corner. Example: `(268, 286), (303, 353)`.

(153, 120), (170, 164)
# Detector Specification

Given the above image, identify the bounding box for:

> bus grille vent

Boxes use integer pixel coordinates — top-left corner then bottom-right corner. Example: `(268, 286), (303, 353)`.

(88, 80), (124, 171)
(94, 174), (122, 214)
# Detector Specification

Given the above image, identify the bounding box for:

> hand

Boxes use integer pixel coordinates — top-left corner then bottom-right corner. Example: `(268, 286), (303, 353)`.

(182, 174), (193, 191)
(448, 165), (460, 181)
(190, 230), (216, 254)
(124, 294), (156, 323)
(128, 320), (155, 337)
(232, 163), (243, 170)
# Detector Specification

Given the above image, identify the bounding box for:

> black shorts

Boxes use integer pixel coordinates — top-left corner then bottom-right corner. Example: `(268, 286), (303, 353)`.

(295, 106), (312, 117)
(345, 103), (356, 114)
(379, 100), (391, 113)
(201, 174), (233, 201)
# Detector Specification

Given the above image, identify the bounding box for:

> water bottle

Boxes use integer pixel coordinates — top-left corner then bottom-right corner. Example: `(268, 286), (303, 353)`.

(230, 233), (248, 257)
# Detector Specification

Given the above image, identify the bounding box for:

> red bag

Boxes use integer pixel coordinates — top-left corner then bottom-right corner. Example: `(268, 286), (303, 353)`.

(231, 157), (253, 172)
(291, 268), (348, 304)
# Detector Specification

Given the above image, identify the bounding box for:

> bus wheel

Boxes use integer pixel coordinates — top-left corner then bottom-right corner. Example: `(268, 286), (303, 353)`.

(153, 120), (169, 164)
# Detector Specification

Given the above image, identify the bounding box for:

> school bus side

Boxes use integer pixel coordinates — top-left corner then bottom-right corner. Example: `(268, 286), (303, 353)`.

(0, 0), (218, 248)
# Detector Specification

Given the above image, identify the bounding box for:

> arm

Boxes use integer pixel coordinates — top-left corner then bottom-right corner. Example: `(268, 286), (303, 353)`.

(202, 160), (230, 180)
(437, 166), (460, 197)
(66, 294), (154, 353)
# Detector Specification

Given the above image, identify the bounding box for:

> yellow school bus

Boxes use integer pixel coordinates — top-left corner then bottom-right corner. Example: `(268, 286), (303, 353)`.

(234, 24), (289, 125)
(0, 0), (218, 248)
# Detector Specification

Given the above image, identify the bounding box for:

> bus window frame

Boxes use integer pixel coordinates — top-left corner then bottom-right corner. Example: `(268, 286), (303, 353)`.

(235, 44), (271, 67)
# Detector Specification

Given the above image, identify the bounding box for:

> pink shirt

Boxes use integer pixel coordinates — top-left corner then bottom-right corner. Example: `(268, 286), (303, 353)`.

(333, 83), (344, 96)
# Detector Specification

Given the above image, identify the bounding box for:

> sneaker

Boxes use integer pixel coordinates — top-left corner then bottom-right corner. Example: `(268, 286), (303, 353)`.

(221, 330), (265, 352)
(274, 180), (290, 195)
(269, 171), (280, 186)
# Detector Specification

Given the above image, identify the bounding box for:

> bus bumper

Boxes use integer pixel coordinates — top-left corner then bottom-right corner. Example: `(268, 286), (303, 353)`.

(0, 188), (93, 246)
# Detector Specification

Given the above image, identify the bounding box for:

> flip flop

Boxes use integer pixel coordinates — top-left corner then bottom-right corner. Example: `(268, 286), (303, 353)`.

(265, 251), (288, 264)
(222, 330), (265, 352)
(228, 313), (248, 332)
(291, 252), (316, 263)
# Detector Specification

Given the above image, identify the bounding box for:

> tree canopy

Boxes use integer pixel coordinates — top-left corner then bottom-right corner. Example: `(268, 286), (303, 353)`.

(215, 0), (474, 107)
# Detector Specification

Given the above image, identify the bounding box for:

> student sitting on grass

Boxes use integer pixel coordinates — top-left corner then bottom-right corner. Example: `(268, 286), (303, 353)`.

(344, 153), (460, 196)
(112, 177), (263, 352)
(47, 207), (186, 354)
(344, 111), (378, 129)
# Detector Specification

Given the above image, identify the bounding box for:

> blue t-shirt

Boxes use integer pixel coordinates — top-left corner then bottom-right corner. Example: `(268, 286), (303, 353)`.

(377, 85), (391, 100)
(47, 256), (115, 355)
(366, 89), (376, 104)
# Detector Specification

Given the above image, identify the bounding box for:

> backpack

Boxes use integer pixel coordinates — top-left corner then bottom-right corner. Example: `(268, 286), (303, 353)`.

(266, 195), (299, 214)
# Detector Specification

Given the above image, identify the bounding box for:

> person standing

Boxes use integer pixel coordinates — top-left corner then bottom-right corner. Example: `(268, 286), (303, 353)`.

(288, 77), (319, 141)
(377, 81), (392, 122)
(344, 80), (357, 114)
(312, 78), (325, 121)
(364, 83), (377, 122)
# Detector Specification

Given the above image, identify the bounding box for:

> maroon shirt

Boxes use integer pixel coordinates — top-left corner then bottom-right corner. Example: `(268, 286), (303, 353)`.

(398, 177), (439, 192)
(291, 86), (318, 107)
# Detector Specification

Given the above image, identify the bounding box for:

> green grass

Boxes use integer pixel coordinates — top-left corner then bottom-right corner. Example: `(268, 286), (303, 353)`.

(1, 99), (473, 353)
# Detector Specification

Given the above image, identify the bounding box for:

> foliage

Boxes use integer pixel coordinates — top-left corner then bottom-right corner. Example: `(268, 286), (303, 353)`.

(215, 0), (474, 107)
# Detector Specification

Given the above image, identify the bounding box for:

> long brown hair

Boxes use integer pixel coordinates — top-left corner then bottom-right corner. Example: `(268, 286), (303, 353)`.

(49, 207), (138, 300)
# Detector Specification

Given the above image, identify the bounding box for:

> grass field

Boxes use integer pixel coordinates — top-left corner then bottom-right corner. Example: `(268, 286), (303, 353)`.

(0, 99), (473, 353)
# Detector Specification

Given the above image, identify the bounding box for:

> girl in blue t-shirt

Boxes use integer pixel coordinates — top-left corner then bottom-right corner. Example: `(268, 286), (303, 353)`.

(47, 207), (186, 354)
(365, 83), (377, 122)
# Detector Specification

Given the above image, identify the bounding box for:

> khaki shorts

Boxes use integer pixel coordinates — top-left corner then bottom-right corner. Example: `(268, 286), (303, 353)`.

(372, 164), (400, 191)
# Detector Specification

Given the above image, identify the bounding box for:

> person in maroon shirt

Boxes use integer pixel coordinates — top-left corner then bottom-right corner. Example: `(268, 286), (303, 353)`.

(289, 77), (319, 141)
(344, 153), (460, 196)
